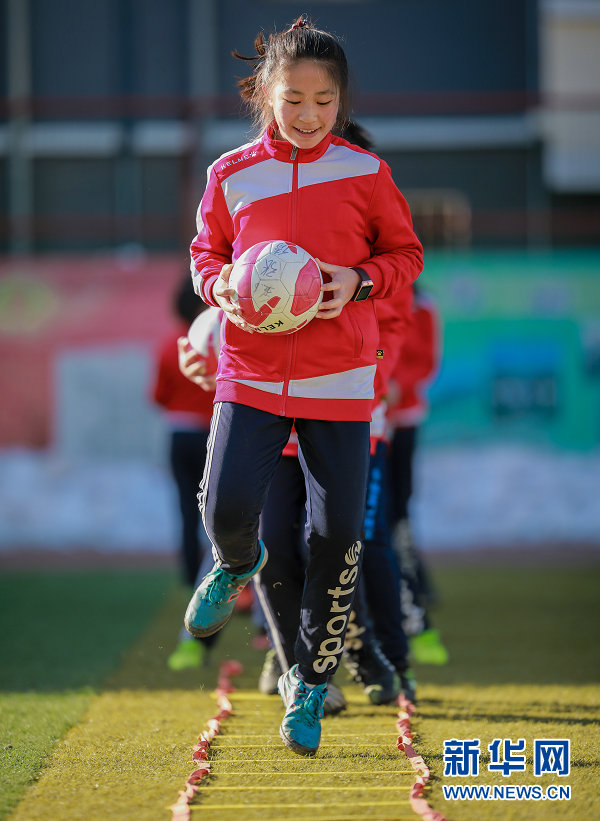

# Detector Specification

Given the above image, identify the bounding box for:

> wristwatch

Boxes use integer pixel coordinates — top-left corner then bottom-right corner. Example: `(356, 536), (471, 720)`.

(351, 267), (374, 302)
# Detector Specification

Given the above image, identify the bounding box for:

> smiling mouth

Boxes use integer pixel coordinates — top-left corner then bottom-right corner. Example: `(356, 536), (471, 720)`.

(295, 127), (319, 135)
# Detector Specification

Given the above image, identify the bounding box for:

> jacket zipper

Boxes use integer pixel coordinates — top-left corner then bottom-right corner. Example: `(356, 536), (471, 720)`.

(281, 145), (299, 415)
(290, 145), (298, 240)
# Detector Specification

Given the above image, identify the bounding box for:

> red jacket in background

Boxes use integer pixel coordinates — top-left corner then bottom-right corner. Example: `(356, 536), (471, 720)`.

(152, 324), (215, 429)
(368, 286), (414, 450)
(374, 286), (414, 406)
(386, 291), (440, 429)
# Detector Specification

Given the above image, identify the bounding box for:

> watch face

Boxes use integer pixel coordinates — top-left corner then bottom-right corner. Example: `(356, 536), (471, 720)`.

(353, 282), (373, 301)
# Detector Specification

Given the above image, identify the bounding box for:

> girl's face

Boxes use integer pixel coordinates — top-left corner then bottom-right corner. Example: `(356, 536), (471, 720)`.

(266, 60), (339, 149)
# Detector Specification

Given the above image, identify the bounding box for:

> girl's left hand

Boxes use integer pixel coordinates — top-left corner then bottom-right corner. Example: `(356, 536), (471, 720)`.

(315, 260), (361, 319)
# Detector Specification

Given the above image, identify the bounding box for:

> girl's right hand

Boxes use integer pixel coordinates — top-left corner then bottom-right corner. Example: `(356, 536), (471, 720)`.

(213, 264), (255, 333)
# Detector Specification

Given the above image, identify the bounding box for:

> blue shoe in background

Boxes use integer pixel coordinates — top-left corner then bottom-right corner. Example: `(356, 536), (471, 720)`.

(278, 664), (327, 756)
(184, 540), (267, 638)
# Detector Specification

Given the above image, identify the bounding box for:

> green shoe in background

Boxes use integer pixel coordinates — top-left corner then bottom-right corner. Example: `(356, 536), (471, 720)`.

(167, 638), (205, 671)
(410, 628), (449, 666)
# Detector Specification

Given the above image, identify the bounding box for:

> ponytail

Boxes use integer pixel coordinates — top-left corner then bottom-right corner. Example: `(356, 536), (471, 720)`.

(232, 32), (268, 106)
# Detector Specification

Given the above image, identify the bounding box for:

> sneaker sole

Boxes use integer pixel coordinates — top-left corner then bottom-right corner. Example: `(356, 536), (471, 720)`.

(184, 613), (231, 639)
(167, 657), (202, 671)
(411, 651), (449, 666)
(279, 725), (318, 757)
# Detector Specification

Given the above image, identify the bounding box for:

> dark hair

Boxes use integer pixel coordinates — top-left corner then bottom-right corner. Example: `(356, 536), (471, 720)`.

(173, 272), (207, 325)
(339, 119), (374, 152)
(233, 16), (349, 135)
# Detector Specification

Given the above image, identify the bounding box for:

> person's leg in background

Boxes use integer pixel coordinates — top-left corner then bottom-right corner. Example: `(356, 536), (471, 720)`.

(359, 439), (416, 701)
(387, 426), (448, 665)
(170, 429), (210, 586)
(167, 428), (211, 671)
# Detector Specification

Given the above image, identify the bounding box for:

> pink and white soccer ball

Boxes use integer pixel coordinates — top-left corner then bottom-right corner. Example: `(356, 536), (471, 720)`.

(187, 306), (222, 374)
(229, 240), (322, 334)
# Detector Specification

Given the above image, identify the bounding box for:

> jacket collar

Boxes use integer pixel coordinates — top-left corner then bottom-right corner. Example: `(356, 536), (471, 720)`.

(262, 121), (333, 162)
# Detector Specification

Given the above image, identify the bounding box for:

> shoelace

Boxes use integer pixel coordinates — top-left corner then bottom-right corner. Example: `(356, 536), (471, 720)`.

(204, 569), (236, 604)
(291, 683), (326, 724)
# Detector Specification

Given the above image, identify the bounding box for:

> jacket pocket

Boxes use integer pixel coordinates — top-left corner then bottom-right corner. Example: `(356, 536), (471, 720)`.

(347, 307), (364, 360)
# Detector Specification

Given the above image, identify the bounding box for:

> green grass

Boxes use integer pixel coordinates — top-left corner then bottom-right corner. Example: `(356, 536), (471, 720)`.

(0, 570), (173, 691)
(1, 560), (599, 820)
(1, 691), (91, 816)
(412, 564), (600, 819)
(0, 569), (173, 818)
(419, 565), (600, 686)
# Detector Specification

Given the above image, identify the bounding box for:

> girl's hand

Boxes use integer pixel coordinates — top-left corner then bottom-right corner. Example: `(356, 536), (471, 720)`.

(177, 337), (217, 391)
(213, 263), (255, 333)
(315, 260), (361, 319)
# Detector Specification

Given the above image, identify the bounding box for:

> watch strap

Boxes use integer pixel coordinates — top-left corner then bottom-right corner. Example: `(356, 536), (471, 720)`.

(351, 267), (373, 301)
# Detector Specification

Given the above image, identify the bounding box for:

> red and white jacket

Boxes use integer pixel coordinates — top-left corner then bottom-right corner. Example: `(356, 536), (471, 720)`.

(283, 287), (413, 459)
(190, 125), (423, 422)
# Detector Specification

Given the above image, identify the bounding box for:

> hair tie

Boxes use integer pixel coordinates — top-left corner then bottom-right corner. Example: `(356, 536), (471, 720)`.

(288, 17), (308, 32)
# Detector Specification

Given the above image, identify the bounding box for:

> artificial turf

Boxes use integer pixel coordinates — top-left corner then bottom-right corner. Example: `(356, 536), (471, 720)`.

(1, 559), (599, 820)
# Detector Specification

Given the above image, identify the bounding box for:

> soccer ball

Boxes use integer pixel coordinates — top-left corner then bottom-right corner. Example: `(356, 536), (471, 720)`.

(229, 240), (322, 334)
(187, 306), (222, 374)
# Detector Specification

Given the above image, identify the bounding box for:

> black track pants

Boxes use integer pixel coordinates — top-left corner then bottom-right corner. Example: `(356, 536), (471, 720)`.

(200, 402), (370, 684)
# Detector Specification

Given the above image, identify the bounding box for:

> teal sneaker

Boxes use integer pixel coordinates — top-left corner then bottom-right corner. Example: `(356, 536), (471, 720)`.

(278, 665), (327, 756)
(184, 541), (267, 638)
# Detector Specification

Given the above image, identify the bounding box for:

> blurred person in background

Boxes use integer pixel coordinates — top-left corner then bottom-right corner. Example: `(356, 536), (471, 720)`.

(151, 274), (215, 670)
(254, 280), (418, 708)
(386, 284), (448, 665)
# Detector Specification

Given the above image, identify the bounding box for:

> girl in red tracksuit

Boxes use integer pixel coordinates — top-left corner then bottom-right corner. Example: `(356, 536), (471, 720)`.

(151, 274), (214, 588)
(386, 286), (448, 664)
(184, 17), (422, 756)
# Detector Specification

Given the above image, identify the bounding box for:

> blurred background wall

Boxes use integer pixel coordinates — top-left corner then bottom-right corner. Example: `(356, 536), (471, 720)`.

(0, 0), (599, 551)
(2, 0), (599, 254)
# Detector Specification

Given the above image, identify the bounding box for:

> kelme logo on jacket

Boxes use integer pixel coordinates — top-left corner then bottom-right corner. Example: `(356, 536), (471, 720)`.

(218, 150), (258, 172)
